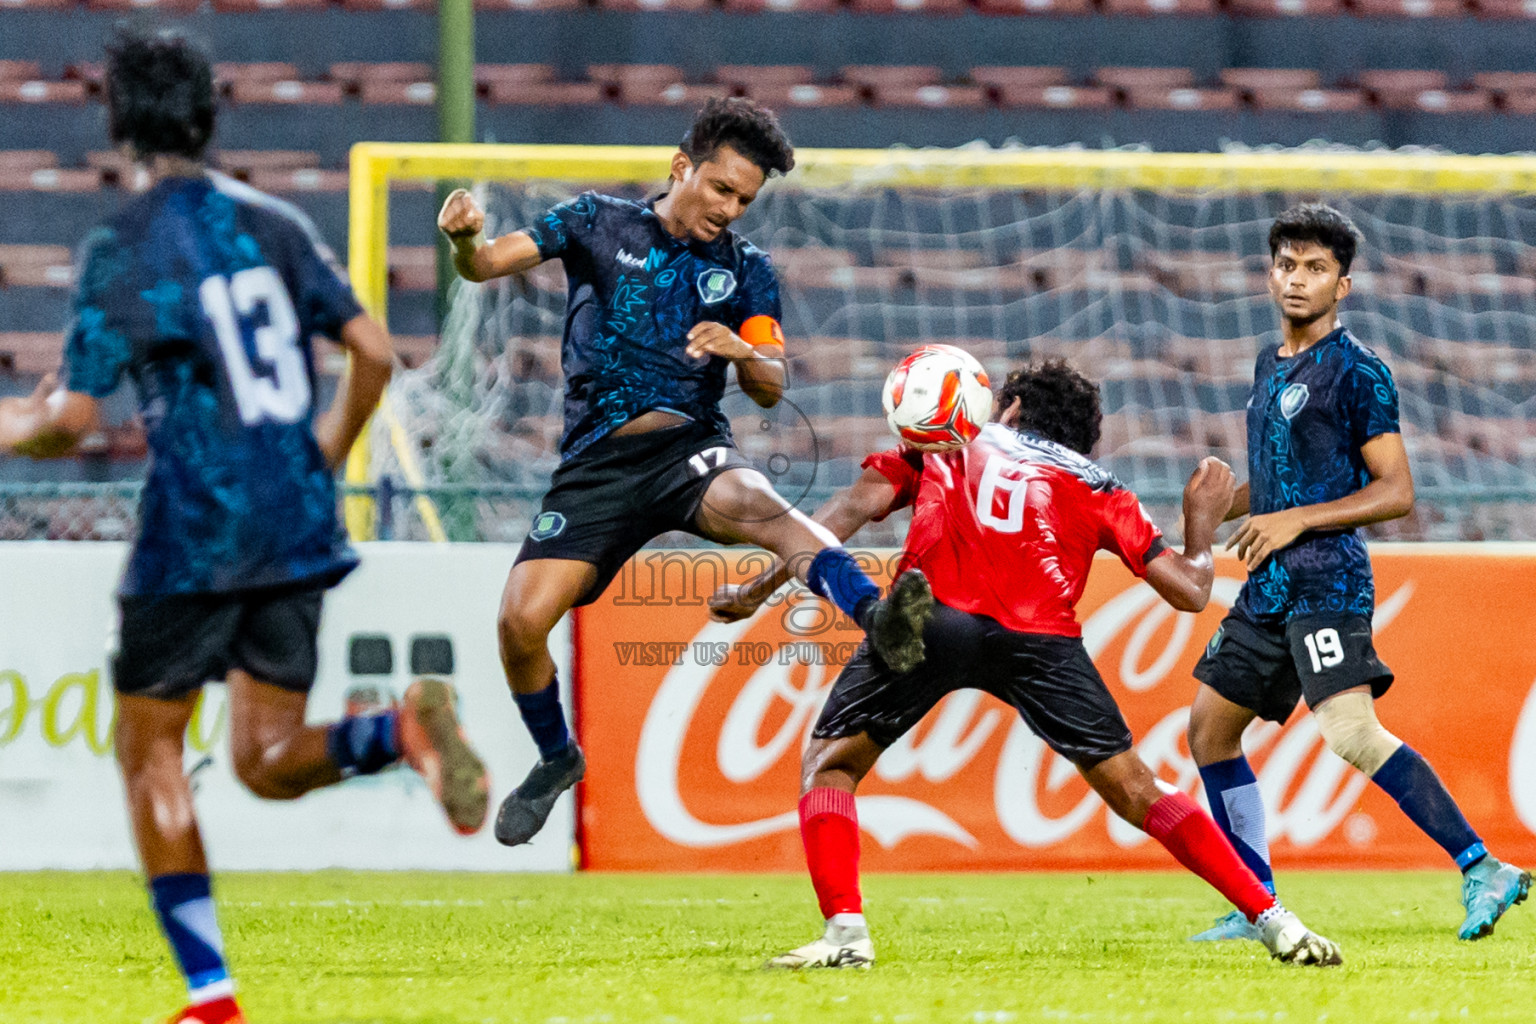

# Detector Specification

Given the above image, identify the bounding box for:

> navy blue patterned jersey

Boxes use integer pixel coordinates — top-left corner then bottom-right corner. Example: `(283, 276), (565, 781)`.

(62, 172), (362, 597)
(1233, 326), (1400, 623)
(523, 192), (782, 459)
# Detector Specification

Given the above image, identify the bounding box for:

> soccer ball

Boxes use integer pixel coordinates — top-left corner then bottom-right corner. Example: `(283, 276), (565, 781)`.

(881, 345), (994, 451)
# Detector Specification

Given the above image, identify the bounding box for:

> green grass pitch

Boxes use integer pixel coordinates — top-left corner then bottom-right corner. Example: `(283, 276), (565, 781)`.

(3, 870), (1532, 1024)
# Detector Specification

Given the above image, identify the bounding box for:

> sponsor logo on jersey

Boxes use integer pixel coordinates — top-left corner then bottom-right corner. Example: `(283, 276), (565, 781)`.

(530, 511), (567, 541)
(615, 248), (647, 271)
(697, 268), (737, 305)
(1279, 382), (1310, 420)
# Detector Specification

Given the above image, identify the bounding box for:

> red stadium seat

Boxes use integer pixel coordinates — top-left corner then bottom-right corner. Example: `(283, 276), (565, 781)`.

(331, 62), (434, 89)
(388, 247), (438, 292)
(741, 82), (861, 106)
(0, 245), (75, 288)
(974, 0), (1095, 14)
(0, 80), (89, 104)
(86, 0), (197, 9)
(0, 62), (43, 81)
(1248, 87), (1366, 111)
(1403, 88), (1495, 112)
(721, 0), (839, 9)
(1470, 0), (1536, 16)
(245, 168), (349, 193)
(214, 63), (303, 86)
(484, 81), (605, 106)
(840, 65), (943, 90)
(1219, 68), (1321, 91)
(970, 66), (1068, 90)
(1226, 0), (1343, 13)
(0, 167), (99, 191)
(0, 150), (59, 172)
(628, 83), (734, 107)
(229, 80), (345, 105)
(339, 0), (436, 9)
(1124, 86), (1241, 110)
(474, 0), (582, 10)
(476, 64), (557, 91)
(1100, 0), (1218, 13)
(849, 0), (968, 13)
(360, 80), (438, 105)
(871, 84), (988, 108)
(588, 64), (683, 100)
(1504, 91), (1536, 113)
(715, 65), (815, 90)
(1472, 71), (1536, 94)
(1350, 0), (1467, 15)
(1095, 67), (1197, 90)
(215, 150), (322, 172)
(0, 333), (66, 376)
(1359, 69), (1449, 103)
(994, 84), (1115, 109)
(597, 0), (713, 10)
(0, 0), (74, 8)
(212, 0), (328, 10)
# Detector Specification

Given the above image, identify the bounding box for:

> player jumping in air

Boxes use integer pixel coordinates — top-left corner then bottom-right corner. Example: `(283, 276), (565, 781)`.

(710, 360), (1343, 969)
(437, 98), (930, 848)
(0, 30), (489, 1024)
(1185, 203), (1531, 945)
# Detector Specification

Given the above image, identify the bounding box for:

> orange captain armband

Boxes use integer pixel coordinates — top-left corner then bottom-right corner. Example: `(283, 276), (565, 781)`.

(739, 315), (785, 351)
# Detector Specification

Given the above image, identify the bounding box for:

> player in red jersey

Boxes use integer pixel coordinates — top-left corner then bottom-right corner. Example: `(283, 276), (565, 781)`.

(710, 360), (1342, 969)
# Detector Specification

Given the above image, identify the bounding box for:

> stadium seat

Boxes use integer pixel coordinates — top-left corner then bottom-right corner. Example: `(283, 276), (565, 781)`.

(228, 80), (346, 105)
(0, 62), (44, 81)
(0, 80), (89, 104)
(589, 64), (685, 102)
(212, 0), (330, 10)
(0, 0), (74, 8)
(598, 0), (714, 11)
(475, 64), (557, 91)
(1359, 69), (1450, 104)
(849, 0), (969, 13)
(1471, 0), (1536, 15)
(388, 246), (438, 291)
(360, 81), (438, 105)
(474, 0), (584, 9)
(970, 66), (1068, 91)
(719, 0), (839, 10)
(0, 245), (73, 288)
(740, 80), (861, 107)
(1120, 85), (1242, 111)
(1473, 70), (1536, 95)
(1219, 68), (1322, 93)
(1099, 0), (1219, 12)
(1095, 67), (1197, 90)
(1247, 85), (1366, 111)
(1503, 91), (1536, 113)
(872, 82), (988, 108)
(216, 150), (322, 172)
(0, 166), (99, 191)
(245, 168), (350, 193)
(214, 63), (304, 88)
(992, 83), (1115, 110)
(331, 62), (435, 92)
(973, 0), (1095, 14)
(339, 0), (437, 10)
(1225, 0), (1344, 13)
(1351, 0), (1468, 15)
(0, 151), (59, 172)
(85, 0), (197, 10)
(0, 333), (64, 376)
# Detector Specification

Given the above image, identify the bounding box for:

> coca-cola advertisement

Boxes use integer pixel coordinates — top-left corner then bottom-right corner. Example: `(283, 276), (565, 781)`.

(575, 547), (1536, 871)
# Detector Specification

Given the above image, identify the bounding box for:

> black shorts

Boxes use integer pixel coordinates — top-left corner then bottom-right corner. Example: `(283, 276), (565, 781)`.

(112, 585), (325, 700)
(1193, 611), (1394, 724)
(515, 421), (752, 606)
(813, 603), (1135, 769)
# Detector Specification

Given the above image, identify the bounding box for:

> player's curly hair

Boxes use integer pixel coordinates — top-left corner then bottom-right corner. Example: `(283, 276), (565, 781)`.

(105, 26), (216, 161)
(1269, 202), (1362, 275)
(681, 97), (795, 178)
(996, 359), (1102, 456)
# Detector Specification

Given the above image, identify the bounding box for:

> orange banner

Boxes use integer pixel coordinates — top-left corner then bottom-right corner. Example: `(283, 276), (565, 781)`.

(575, 546), (1536, 871)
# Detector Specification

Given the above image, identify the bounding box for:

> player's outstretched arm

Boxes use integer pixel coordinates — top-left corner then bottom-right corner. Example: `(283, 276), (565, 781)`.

(1146, 456), (1236, 612)
(686, 322), (785, 408)
(438, 188), (545, 283)
(0, 374), (99, 459)
(708, 466), (898, 622)
(314, 314), (394, 471)
(1227, 432), (1412, 570)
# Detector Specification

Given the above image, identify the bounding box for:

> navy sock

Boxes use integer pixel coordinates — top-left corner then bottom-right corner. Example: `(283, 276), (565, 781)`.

(1371, 745), (1486, 870)
(325, 711), (400, 778)
(515, 680), (571, 762)
(1198, 756), (1275, 892)
(806, 548), (881, 625)
(149, 873), (232, 1002)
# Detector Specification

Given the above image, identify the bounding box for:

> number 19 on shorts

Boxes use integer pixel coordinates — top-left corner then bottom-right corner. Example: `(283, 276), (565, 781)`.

(1302, 627), (1344, 673)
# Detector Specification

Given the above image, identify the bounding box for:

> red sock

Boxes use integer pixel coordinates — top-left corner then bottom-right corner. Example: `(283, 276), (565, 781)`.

(1144, 792), (1275, 922)
(176, 996), (245, 1024)
(799, 787), (862, 918)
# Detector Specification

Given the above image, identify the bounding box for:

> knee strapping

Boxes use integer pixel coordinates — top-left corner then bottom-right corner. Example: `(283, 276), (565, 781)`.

(1313, 692), (1402, 777)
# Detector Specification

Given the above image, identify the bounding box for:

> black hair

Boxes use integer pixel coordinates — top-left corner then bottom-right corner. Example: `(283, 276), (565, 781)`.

(105, 26), (215, 161)
(1268, 202), (1362, 276)
(680, 97), (795, 179)
(997, 359), (1102, 456)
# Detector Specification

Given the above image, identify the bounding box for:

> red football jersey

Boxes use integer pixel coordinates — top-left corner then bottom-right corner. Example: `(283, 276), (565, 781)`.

(865, 423), (1168, 637)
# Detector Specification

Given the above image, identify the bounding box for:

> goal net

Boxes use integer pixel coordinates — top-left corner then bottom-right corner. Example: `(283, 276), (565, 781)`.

(352, 145), (1536, 544)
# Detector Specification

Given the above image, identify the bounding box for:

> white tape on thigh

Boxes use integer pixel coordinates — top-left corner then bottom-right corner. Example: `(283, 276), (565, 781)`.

(1313, 691), (1403, 777)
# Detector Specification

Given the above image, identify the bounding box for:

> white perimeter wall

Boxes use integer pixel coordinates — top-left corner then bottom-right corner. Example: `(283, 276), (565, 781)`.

(0, 542), (573, 871)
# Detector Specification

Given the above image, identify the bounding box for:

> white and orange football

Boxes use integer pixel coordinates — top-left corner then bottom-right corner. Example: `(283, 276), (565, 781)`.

(880, 344), (994, 451)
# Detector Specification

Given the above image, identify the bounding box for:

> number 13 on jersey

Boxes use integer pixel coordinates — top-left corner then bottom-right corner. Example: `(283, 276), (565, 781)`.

(199, 266), (311, 426)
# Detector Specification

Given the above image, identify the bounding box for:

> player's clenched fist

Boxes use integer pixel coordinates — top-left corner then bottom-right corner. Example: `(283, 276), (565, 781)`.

(438, 188), (485, 240)
(1181, 456), (1236, 535)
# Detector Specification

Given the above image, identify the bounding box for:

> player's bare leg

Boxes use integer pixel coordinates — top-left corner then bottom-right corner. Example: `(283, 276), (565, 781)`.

(1080, 750), (1341, 966)
(769, 734), (885, 969)
(493, 558), (596, 845)
(116, 692), (244, 1024)
(696, 468), (933, 672)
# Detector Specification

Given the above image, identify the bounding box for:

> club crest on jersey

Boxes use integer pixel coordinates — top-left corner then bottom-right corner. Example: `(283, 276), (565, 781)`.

(530, 511), (567, 541)
(697, 268), (737, 305)
(1206, 626), (1225, 658)
(1279, 382), (1310, 421)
